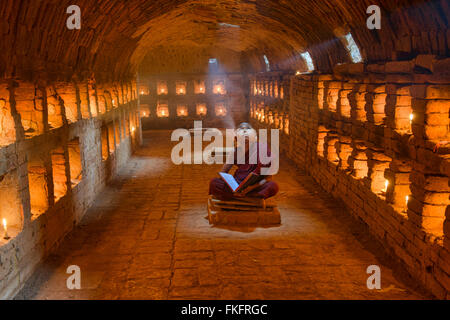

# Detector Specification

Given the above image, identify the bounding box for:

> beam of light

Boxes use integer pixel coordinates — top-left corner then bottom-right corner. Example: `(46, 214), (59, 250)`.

(300, 52), (314, 72)
(344, 33), (363, 63)
(263, 55), (271, 72)
(218, 22), (240, 28)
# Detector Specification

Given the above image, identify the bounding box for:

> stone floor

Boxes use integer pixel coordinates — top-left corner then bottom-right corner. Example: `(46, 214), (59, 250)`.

(16, 130), (432, 300)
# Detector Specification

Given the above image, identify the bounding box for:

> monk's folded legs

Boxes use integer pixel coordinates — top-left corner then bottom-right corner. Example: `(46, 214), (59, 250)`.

(247, 181), (279, 199)
(209, 178), (235, 200)
(209, 178), (279, 200)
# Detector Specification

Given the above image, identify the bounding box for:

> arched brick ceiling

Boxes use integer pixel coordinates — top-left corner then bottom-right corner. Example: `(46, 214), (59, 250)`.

(0, 0), (447, 81)
(132, 1), (308, 75)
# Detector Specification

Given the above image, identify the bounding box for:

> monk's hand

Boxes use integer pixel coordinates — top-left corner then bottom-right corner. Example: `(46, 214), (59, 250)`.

(233, 188), (250, 197)
(233, 191), (246, 198)
(235, 184), (259, 197)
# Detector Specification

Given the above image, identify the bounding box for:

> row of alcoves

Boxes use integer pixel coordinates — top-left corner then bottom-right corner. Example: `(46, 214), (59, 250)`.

(313, 129), (446, 240)
(316, 81), (418, 137)
(139, 79), (226, 96)
(250, 78), (286, 99)
(252, 71), (449, 298)
(30, 109), (138, 218)
(291, 76), (449, 239)
(0, 105), (139, 246)
(247, 73), (449, 241)
(101, 111), (139, 158)
(140, 101), (229, 118)
(28, 137), (82, 217)
(0, 138), (83, 244)
(0, 81), (137, 148)
(314, 127), (449, 238)
(250, 102), (290, 135)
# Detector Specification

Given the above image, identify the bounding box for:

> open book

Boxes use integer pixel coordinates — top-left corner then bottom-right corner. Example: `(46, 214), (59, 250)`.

(219, 172), (266, 193)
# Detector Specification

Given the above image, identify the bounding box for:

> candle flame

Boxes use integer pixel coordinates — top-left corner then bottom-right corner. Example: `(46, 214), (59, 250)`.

(2, 218), (6, 231)
(383, 180), (389, 192)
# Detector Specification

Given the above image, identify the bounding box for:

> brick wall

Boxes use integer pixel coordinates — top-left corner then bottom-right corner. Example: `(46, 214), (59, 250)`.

(250, 57), (450, 299)
(0, 79), (142, 299)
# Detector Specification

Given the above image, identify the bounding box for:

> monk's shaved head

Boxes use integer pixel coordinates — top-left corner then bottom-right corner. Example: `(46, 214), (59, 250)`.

(237, 122), (252, 130)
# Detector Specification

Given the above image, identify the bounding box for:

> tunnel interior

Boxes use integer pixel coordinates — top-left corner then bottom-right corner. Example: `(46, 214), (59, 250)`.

(0, 0), (449, 299)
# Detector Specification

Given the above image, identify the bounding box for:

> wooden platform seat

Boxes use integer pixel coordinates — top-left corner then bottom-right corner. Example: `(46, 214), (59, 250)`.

(207, 195), (281, 226)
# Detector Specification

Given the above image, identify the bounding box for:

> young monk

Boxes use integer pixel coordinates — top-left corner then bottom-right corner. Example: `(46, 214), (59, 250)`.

(208, 122), (279, 201)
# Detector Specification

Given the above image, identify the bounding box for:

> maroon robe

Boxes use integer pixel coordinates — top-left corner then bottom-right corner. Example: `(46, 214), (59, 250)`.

(209, 142), (279, 200)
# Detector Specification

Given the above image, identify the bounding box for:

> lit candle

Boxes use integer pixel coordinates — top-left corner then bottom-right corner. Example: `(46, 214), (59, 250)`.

(409, 113), (414, 124)
(383, 180), (389, 193)
(3, 218), (9, 240)
(131, 127), (136, 133)
(296, 71), (301, 76)
(404, 195), (409, 212)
